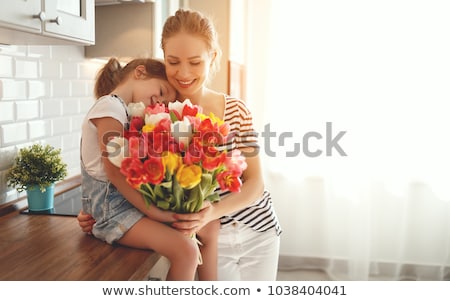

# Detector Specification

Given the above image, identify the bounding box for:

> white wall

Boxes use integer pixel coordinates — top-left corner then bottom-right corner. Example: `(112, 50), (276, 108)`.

(0, 45), (102, 204)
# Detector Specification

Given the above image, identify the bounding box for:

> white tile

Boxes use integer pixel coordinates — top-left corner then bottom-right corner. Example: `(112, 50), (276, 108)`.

(62, 98), (80, 115)
(16, 100), (40, 120)
(62, 132), (81, 151)
(28, 80), (48, 99)
(0, 145), (17, 170)
(64, 152), (81, 175)
(28, 120), (51, 139)
(0, 123), (27, 145)
(4, 188), (21, 204)
(86, 81), (95, 98)
(51, 80), (71, 97)
(27, 46), (51, 58)
(0, 45), (27, 57)
(61, 62), (79, 79)
(63, 148), (81, 176)
(40, 60), (61, 79)
(41, 137), (63, 152)
(0, 102), (15, 123)
(0, 55), (13, 77)
(51, 46), (85, 61)
(79, 61), (102, 80)
(15, 59), (38, 78)
(72, 115), (85, 131)
(0, 79), (27, 100)
(41, 99), (62, 117)
(52, 117), (72, 135)
(80, 97), (95, 113)
(71, 80), (87, 96)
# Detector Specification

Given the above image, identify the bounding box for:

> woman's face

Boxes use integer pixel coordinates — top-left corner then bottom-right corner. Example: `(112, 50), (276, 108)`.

(134, 78), (176, 105)
(163, 32), (213, 99)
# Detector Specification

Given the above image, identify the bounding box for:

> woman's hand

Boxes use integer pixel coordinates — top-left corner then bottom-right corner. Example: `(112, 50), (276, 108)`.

(77, 210), (95, 234)
(171, 201), (216, 235)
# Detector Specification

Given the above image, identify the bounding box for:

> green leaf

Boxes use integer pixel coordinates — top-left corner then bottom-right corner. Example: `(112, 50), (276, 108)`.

(186, 185), (203, 213)
(172, 177), (183, 212)
(140, 184), (155, 199)
(157, 200), (170, 210)
(154, 185), (165, 199)
(200, 173), (213, 189)
(205, 192), (220, 203)
(169, 111), (179, 122)
(138, 184), (156, 208)
(159, 181), (172, 189)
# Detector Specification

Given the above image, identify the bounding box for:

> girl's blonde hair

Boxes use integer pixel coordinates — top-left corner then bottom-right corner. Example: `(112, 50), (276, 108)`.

(94, 57), (167, 99)
(161, 9), (222, 78)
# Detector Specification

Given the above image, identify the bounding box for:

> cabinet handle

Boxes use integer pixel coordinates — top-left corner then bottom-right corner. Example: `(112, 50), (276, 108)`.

(33, 11), (46, 22)
(48, 16), (62, 26)
(32, 12), (62, 26)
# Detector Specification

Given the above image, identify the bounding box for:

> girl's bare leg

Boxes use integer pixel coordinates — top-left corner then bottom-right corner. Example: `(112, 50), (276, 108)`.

(196, 219), (220, 280)
(118, 217), (199, 281)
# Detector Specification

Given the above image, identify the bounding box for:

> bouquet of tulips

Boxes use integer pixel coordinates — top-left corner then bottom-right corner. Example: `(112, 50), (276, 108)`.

(107, 99), (247, 215)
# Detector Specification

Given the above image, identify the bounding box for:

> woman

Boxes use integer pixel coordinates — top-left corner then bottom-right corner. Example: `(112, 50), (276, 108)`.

(79, 9), (282, 281)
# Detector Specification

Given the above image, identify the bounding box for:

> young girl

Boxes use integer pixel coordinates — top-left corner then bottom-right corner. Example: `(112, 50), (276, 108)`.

(80, 57), (218, 280)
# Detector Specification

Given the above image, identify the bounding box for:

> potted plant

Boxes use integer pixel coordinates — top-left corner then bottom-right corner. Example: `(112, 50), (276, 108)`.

(6, 143), (68, 211)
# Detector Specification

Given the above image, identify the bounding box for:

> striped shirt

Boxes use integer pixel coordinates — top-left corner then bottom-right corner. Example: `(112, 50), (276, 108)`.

(219, 96), (282, 236)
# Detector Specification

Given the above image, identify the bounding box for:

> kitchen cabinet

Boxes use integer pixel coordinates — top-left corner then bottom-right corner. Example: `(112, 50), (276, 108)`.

(85, 0), (184, 59)
(85, 2), (154, 59)
(0, 0), (95, 45)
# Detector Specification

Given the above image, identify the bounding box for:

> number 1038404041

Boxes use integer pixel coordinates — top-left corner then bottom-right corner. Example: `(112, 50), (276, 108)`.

(267, 285), (347, 296)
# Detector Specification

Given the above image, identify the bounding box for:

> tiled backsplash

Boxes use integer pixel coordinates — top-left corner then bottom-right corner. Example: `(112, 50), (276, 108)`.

(0, 45), (103, 204)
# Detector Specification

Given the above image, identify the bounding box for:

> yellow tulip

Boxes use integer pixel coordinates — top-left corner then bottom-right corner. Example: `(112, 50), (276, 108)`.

(197, 112), (224, 126)
(176, 164), (202, 189)
(142, 124), (155, 133)
(162, 152), (181, 176)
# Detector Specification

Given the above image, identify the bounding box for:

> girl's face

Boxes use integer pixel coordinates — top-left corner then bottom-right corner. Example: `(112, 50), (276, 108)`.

(133, 78), (176, 105)
(163, 32), (214, 99)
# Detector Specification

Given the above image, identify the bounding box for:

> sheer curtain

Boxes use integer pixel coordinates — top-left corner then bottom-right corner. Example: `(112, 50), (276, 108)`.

(243, 0), (450, 280)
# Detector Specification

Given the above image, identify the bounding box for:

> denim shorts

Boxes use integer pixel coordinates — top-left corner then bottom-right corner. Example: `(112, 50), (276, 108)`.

(81, 165), (143, 244)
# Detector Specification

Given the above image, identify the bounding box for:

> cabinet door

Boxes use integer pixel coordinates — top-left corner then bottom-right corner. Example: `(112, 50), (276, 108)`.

(85, 2), (153, 58)
(42, 0), (94, 44)
(0, 0), (42, 33)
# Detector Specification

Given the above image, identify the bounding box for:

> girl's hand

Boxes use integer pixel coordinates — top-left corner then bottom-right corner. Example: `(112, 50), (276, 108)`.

(171, 201), (215, 235)
(77, 210), (96, 234)
(145, 204), (178, 224)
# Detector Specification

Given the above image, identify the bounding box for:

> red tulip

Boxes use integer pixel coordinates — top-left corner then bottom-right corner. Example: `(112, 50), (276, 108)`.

(142, 156), (165, 185)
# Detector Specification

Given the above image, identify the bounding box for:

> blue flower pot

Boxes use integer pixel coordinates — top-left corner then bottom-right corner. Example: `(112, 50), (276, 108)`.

(26, 184), (55, 211)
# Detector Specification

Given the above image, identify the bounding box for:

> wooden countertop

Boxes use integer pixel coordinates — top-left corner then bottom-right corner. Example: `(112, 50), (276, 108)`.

(0, 177), (160, 281)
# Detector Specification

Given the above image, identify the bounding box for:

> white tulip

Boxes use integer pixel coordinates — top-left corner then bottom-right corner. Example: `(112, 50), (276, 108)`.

(127, 102), (146, 118)
(145, 112), (171, 126)
(171, 117), (193, 149)
(168, 99), (193, 117)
